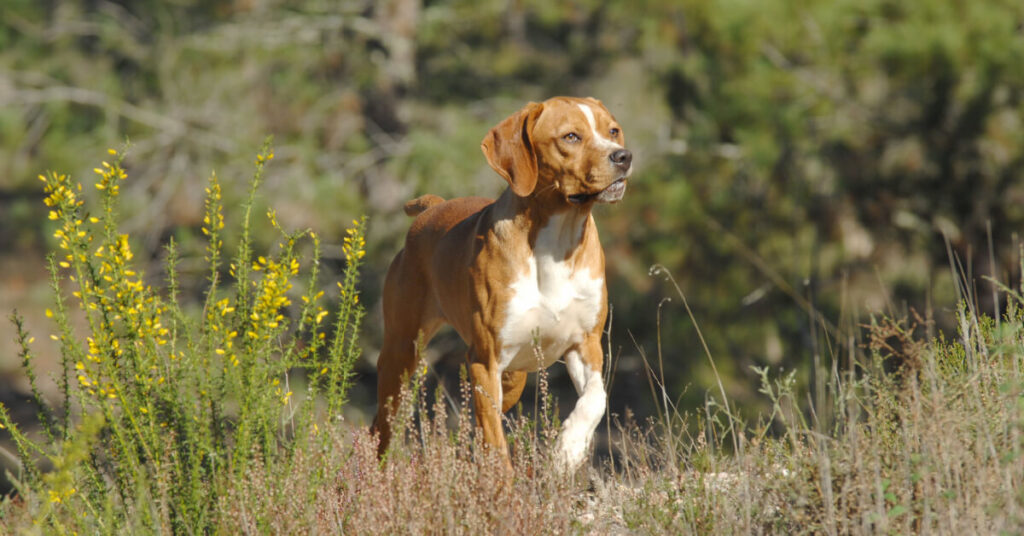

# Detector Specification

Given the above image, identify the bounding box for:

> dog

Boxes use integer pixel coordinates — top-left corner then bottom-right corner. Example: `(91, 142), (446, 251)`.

(372, 96), (632, 471)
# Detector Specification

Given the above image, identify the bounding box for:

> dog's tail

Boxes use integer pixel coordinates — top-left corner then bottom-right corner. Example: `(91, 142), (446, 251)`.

(403, 194), (445, 217)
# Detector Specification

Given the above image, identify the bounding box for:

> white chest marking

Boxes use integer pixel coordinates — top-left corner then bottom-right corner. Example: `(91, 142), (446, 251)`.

(498, 213), (603, 372)
(577, 103), (623, 151)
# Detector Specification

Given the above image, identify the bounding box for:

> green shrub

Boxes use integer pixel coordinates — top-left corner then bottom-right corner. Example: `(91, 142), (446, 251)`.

(0, 143), (367, 532)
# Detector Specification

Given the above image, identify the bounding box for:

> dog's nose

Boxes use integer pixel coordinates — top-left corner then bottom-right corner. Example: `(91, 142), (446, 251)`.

(610, 149), (632, 169)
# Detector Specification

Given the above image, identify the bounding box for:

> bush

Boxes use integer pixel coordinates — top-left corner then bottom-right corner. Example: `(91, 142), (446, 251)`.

(0, 144), (367, 532)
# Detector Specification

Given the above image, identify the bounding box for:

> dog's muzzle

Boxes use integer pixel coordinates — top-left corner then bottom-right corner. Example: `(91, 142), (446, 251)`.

(568, 177), (629, 205)
(596, 178), (627, 203)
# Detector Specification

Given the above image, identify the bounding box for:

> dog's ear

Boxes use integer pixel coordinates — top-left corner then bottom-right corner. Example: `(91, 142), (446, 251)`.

(481, 101), (544, 197)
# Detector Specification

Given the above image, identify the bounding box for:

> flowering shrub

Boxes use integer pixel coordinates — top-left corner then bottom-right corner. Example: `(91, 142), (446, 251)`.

(1, 143), (367, 531)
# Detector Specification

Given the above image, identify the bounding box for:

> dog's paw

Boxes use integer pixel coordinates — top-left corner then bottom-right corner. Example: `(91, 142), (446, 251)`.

(554, 430), (589, 473)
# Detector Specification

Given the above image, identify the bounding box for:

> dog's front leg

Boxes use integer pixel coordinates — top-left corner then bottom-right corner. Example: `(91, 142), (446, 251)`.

(556, 336), (607, 471)
(468, 351), (513, 471)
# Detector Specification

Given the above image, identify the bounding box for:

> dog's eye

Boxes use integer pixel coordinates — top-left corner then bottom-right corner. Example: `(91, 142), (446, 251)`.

(563, 132), (581, 143)
(609, 128), (620, 137)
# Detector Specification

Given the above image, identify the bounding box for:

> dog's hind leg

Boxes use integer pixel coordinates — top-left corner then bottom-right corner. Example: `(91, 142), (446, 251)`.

(372, 249), (442, 457)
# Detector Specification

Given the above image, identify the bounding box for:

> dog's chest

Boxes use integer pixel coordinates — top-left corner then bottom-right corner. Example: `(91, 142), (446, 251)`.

(497, 216), (603, 371)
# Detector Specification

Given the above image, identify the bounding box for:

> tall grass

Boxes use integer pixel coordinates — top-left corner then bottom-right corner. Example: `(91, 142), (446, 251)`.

(2, 147), (1023, 534)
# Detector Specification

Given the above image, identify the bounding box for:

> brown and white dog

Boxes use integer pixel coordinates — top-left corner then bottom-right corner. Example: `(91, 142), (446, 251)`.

(372, 96), (632, 471)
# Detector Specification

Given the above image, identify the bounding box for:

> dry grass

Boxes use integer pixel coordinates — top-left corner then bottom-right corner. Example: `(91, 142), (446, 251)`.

(195, 309), (1024, 535)
(3, 273), (1023, 535)
(2, 309), (1022, 535)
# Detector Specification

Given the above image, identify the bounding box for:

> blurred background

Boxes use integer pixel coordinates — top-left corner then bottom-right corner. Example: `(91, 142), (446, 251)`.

(2, 0), (1024, 432)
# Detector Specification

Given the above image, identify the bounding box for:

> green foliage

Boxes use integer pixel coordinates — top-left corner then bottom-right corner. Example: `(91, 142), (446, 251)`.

(612, 0), (1024, 413)
(0, 146), (367, 532)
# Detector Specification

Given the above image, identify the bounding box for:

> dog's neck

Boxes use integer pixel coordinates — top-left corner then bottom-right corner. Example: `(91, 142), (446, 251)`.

(495, 185), (592, 258)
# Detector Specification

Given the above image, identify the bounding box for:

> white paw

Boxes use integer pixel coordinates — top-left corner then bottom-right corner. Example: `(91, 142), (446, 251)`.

(554, 430), (589, 472)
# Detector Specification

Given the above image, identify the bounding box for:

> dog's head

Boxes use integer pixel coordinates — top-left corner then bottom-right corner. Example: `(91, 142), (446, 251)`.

(481, 97), (632, 204)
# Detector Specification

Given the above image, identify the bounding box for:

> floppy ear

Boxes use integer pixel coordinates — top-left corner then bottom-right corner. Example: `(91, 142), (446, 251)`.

(480, 101), (544, 197)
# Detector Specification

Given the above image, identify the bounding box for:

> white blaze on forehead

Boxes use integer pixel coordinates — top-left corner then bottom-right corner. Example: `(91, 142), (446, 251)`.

(576, 103), (622, 150)
(577, 103), (598, 132)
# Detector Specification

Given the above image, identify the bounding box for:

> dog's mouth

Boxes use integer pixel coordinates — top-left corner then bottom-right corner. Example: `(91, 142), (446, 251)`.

(567, 178), (628, 205)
